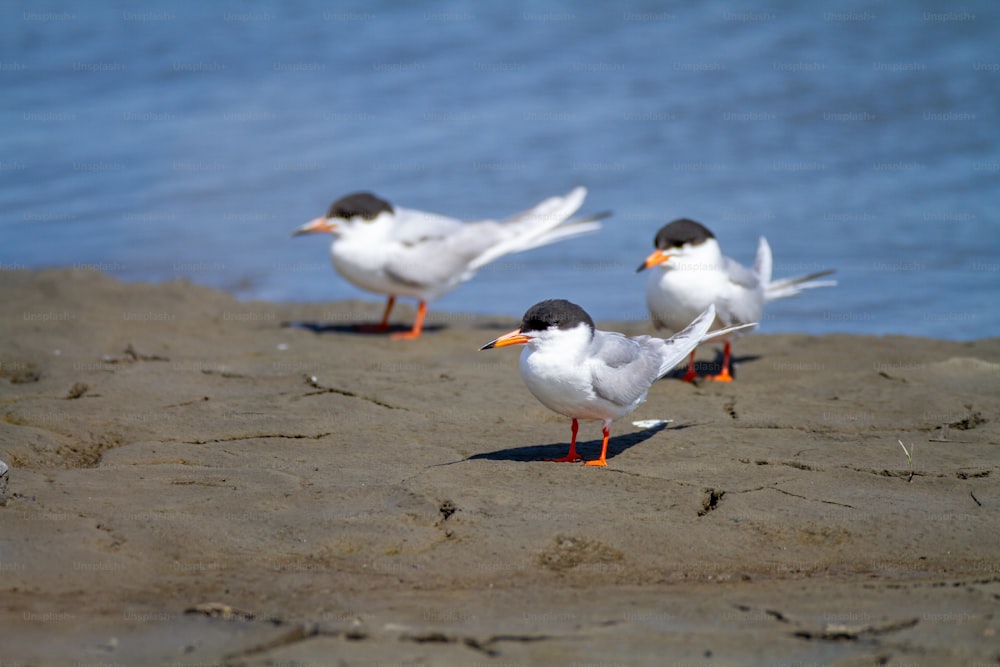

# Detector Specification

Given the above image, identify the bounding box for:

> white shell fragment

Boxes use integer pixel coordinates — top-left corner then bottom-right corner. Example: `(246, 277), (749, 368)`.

(632, 419), (673, 429)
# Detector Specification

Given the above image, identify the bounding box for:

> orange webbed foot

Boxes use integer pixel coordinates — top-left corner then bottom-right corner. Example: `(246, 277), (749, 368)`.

(708, 369), (733, 382)
(708, 342), (734, 381)
(388, 301), (427, 340)
(547, 420), (582, 462)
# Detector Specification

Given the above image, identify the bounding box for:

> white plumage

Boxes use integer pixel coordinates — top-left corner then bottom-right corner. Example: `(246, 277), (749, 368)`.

(639, 219), (835, 381)
(482, 299), (753, 466)
(294, 187), (606, 339)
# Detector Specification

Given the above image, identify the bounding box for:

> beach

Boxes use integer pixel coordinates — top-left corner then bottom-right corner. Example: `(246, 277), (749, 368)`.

(1, 268), (998, 666)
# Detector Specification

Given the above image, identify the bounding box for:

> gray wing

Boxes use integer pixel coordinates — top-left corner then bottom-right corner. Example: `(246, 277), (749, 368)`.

(717, 256), (765, 327)
(589, 331), (664, 408)
(383, 214), (507, 289)
(390, 207), (465, 244)
(383, 239), (480, 289)
(723, 255), (761, 290)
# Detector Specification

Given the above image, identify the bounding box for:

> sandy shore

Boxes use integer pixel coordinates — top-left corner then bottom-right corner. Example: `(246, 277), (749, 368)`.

(1, 268), (998, 666)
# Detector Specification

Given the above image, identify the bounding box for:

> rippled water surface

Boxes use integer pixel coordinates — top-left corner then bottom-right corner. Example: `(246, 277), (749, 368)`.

(2, 1), (997, 338)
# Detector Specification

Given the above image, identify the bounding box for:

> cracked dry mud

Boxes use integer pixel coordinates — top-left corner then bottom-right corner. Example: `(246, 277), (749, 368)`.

(1, 269), (999, 665)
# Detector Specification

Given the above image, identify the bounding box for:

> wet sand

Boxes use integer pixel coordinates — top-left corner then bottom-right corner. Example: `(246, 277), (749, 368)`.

(1, 269), (999, 666)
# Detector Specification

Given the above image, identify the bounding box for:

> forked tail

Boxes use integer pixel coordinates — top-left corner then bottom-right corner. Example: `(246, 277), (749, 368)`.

(766, 269), (837, 301)
(467, 187), (609, 271)
(655, 305), (716, 377)
(757, 236), (837, 302)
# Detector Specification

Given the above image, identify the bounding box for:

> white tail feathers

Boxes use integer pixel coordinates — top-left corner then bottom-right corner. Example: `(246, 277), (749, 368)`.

(702, 321), (758, 342)
(655, 304), (717, 377)
(467, 187), (605, 271)
(765, 270), (837, 301)
(656, 306), (758, 377)
(514, 186), (587, 225)
(756, 235), (836, 301)
(754, 237), (773, 286)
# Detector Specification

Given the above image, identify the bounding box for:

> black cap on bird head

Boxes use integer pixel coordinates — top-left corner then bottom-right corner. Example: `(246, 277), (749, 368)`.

(519, 299), (595, 334)
(326, 192), (394, 221)
(653, 218), (714, 250)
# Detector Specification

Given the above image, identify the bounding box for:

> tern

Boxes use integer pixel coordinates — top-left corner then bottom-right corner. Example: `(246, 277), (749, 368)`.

(481, 299), (753, 467)
(294, 187), (608, 339)
(637, 219), (835, 381)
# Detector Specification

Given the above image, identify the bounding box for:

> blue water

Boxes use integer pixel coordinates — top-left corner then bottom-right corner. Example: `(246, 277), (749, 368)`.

(2, 1), (998, 339)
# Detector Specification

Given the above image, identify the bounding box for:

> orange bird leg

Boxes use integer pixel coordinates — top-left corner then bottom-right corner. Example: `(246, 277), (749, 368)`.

(355, 295), (396, 333)
(710, 341), (734, 382)
(547, 418), (583, 463)
(584, 423), (611, 467)
(681, 349), (698, 382)
(391, 300), (427, 340)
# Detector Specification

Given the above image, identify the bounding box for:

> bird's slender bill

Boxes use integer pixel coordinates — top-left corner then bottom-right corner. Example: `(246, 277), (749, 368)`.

(636, 249), (671, 272)
(480, 328), (530, 350)
(292, 217), (336, 236)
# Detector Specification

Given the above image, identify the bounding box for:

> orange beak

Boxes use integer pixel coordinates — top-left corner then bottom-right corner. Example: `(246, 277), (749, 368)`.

(636, 248), (671, 273)
(480, 328), (530, 350)
(292, 216), (337, 236)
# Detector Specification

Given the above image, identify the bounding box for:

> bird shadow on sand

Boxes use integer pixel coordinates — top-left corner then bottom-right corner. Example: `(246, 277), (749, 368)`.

(662, 350), (761, 381)
(463, 421), (693, 464)
(281, 320), (446, 336)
